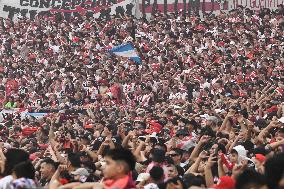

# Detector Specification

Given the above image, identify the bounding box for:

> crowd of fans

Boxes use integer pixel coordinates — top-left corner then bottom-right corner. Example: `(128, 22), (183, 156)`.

(0, 4), (283, 189)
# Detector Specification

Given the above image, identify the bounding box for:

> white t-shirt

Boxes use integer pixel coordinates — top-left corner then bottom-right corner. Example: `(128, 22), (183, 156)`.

(0, 175), (13, 189)
(144, 183), (159, 189)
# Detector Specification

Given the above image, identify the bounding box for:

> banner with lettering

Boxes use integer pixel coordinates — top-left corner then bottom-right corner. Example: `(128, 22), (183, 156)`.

(229, 0), (284, 10)
(0, 0), (283, 21)
(139, 0), (284, 17)
(139, 0), (228, 17)
(0, 0), (136, 21)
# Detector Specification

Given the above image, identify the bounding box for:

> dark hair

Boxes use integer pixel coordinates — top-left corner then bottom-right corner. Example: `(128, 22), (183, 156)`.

(82, 161), (96, 173)
(183, 174), (206, 188)
(164, 156), (174, 165)
(166, 177), (186, 189)
(68, 153), (81, 168)
(217, 143), (226, 154)
(176, 165), (185, 176)
(253, 146), (268, 156)
(3, 149), (29, 176)
(151, 149), (165, 163)
(155, 143), (167, 152)
(200, 126), (215, 137)
(41, 158), (59, 170)
(265, 153), (284, 189)
(105, 148), (136, 172)
(149, 166), (164, 182)
(13, 161), (35, 179)
(172, 148), (183, 157)
(236, 169), (267, 189)
(241, 140), (254, 154)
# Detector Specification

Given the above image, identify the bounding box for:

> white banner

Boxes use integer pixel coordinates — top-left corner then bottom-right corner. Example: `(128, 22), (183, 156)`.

(0, 0), (136, 20)
(0, 108), (48, 122)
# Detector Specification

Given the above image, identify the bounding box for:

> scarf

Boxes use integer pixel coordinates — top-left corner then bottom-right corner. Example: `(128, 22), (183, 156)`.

(103, 173), (136, 189)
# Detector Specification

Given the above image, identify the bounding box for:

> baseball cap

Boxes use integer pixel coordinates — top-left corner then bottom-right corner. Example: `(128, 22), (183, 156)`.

(145, 127), (161, 134)
(71, 168), (90, 177)
(84, 124), (94, 129)
(145, 121), (162, 134)
(29, 153), (37, 161)
(213, 176), (235, 189)
(136, 173), (150, 182)
(255, 154), (266, 163)
(38, 144), (48, 150)
(267, 105), (278, 113)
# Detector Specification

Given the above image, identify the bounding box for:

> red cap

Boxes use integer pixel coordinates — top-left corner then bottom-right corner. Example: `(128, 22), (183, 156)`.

(255, 154), (266, 163)
(59, 178), (69, 185)
(239, 91), (247, 97)
(214, 176), (235, 189)
(29, 153), (37, 161)
(72, 36), (80, 43)
(38, 144), (48, 150)
(145, 121), (162, 134)
(84, 124), (94, 129)
(267, 105), (278, 113)
(218, 41), (225, 47)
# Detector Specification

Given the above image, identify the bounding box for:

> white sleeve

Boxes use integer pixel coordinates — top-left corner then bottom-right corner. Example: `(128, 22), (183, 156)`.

(0, 175), (13, 189)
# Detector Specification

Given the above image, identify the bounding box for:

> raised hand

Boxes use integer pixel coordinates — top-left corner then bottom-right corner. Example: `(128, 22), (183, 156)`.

(199, 135), (211, 144)
(206, 154), (217, 168)
(58, 164), (68, 172)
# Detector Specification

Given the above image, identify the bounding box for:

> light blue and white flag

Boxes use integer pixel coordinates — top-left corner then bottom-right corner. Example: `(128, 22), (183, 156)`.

(109, 43), (141, 64)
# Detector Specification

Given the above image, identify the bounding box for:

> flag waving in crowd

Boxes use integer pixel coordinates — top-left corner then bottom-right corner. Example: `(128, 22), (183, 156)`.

(109, 43), (142, 64)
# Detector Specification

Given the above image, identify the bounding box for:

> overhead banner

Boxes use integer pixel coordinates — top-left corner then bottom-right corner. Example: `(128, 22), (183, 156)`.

(139, 0), (228, 17)
(229, 0), (284, 10)
(0, 0), (136, 21)
(0, 108), (48, 122)
(139, 0), (284, 17)
(0, 0), (283, 21)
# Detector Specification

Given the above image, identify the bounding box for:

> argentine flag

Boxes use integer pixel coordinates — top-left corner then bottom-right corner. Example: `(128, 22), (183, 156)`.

(109, 43), (142, 64)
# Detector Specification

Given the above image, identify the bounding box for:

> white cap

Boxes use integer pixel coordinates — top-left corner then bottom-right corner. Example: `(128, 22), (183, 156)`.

(71, 168), (90, 177)
(136, 173), (150, 182)
(230, 41), (236, 45)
